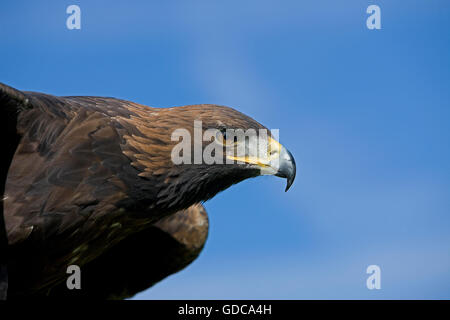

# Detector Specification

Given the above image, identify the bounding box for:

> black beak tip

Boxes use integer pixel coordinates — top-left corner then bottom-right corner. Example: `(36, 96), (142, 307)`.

(285, 177), (294, 192)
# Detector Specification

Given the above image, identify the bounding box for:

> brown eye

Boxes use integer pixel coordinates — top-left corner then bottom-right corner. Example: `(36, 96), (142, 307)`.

(216, 128), (236, 146)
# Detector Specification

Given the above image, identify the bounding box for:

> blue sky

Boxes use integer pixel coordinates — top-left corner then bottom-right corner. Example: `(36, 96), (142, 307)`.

(1, 0), (450, 299)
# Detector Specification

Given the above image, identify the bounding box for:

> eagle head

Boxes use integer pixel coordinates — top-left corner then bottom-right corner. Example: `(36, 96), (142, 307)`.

(121, 104), (296, 212)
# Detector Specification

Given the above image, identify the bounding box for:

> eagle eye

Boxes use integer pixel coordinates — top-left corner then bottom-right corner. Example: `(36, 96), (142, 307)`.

(216, 128), (237, 146)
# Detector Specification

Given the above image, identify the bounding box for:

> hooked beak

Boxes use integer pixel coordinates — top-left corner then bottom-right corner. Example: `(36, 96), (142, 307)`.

(275, 145), (296, 191)
(226, 136), (296, 191)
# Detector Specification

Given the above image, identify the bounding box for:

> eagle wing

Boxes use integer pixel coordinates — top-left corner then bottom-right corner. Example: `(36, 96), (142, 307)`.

(46, 203), (209, 299)
(0, 83), (30, 298)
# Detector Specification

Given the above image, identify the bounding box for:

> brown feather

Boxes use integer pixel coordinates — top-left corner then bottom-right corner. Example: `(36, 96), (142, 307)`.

(2, 84), (265, 298)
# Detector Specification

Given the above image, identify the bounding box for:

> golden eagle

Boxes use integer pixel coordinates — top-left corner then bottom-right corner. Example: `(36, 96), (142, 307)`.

(0, 82), (295, 299)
